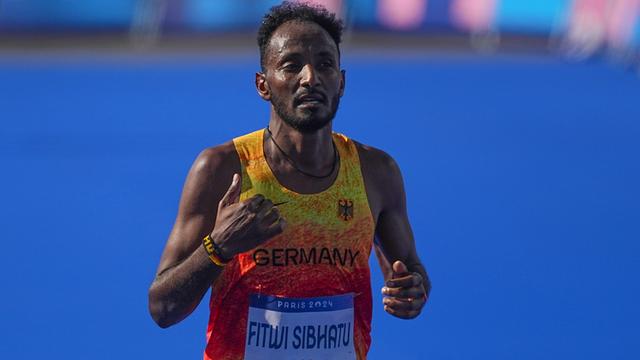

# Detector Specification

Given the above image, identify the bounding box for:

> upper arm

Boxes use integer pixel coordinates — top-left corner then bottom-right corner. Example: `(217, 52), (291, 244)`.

(356, 142), (422, 277)
(154, 141), (240, 277)
(376, 156), (417, 264)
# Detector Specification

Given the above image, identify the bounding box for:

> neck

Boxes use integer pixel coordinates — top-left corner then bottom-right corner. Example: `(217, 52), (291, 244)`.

(266, 117), (334, 171)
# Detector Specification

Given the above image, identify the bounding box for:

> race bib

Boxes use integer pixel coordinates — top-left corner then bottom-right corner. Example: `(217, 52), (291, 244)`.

(244, 293), (356, 360)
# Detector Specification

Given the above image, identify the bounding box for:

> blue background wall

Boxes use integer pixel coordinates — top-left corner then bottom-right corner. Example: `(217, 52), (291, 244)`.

(1, 52), (639, 359)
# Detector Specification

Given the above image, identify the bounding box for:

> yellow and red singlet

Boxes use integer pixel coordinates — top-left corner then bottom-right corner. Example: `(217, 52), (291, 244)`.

(204, 129), (375, 360)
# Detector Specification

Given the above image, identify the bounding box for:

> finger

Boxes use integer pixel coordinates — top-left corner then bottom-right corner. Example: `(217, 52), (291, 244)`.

(381, 285), (424, 299)
(384, 294), (427, 311)
(383, 297), (423, 311)
(386, 272), (422, 288)
(245, 194), (265, 212)
(260, 206), (280, 226)
(384, 305), (420, 319)
(263, 217), (287, 239)
(255, 198), (274, 217)
(219, 173), (241, 207)
(392, 260), (409, 275)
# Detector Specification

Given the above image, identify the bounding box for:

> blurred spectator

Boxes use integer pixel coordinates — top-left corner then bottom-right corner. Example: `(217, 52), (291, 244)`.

(301, 0), (344, 18)
(378, 0), (427, 30)
(561, 0), (639, 60)
(451, 0), (498, 33)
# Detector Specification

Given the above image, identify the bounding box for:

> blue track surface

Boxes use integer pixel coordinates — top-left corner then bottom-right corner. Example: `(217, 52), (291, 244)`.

(1, 53), (639, 359)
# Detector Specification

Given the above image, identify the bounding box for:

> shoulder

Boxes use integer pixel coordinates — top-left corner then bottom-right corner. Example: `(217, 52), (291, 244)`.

(350, 139), (405, 219)
(191, 140), (239, 176)
(181, 140), (241, 204)
(352, 140), (402, 182)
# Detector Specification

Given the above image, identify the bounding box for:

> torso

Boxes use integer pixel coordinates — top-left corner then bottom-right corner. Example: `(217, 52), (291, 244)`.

(204, 129), (377, 360)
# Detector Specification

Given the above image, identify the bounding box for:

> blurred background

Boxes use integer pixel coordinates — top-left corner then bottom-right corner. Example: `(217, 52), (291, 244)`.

(1, 1), (639, 359)
(1, 0), (640, 60)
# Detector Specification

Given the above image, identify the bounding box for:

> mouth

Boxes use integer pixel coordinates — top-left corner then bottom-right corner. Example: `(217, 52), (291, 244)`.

(295, 93), (325, 107)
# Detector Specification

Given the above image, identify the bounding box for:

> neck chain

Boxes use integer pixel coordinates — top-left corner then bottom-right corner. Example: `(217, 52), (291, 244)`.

(265, 127), (338, 179)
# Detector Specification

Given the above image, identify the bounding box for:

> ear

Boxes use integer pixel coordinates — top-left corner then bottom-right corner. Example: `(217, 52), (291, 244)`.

(339, 69), (346, 97)
(255, 72), (271, 101)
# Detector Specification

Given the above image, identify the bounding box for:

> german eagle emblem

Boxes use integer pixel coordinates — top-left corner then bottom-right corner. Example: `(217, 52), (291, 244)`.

(338, 199), (354, 221)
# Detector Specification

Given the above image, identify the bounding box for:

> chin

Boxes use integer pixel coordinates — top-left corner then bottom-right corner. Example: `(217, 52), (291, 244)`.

(273, 100), (338, 133)
(286, 115), (333, 133)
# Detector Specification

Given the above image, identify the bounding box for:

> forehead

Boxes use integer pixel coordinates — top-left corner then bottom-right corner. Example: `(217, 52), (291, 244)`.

(266, 20), (338, 61)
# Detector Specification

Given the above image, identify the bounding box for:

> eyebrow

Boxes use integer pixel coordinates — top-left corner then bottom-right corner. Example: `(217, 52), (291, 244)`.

(317, 50), (335, 58)
(282, 50), (335, 60)
(278, 52), (303, 62)
(274, 47), (337, 67)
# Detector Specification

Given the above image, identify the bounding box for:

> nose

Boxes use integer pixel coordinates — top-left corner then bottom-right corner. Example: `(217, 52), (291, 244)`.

(299, 64), (319, 88)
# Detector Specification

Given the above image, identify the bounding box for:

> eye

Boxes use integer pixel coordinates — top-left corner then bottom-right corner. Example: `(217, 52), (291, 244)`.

(282, 62), (301, 72)
(320, 60), (334, 68)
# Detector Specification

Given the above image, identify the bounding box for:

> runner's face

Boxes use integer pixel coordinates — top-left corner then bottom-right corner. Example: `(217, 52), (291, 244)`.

(261, 21), (344, 133)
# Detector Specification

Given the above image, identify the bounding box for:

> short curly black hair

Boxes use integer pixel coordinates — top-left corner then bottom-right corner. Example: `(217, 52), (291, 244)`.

(257, 1), (344, 71)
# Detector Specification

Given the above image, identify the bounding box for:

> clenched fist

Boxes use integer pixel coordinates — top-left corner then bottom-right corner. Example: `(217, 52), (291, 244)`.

(210, 173), (287, 260)
(382, 260), (427, 319)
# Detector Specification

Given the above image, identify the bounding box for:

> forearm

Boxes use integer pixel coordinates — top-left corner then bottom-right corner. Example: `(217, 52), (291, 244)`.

(148, 245), (223, 328)
(373, 243), (393, 280)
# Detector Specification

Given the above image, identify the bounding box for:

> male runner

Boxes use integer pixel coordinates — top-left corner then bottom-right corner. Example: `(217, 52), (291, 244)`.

(148, 2), (430, 359)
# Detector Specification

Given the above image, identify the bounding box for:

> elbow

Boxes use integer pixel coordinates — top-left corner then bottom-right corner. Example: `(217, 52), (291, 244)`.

(148, 287), (176, 329)
(150, 308), (173, 329)
(153, 317), (172, 329)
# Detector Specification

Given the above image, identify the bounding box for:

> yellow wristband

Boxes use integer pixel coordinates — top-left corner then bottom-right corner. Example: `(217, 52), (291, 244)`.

(207, 252), (228, 267)
(203, 234), (230, 266)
